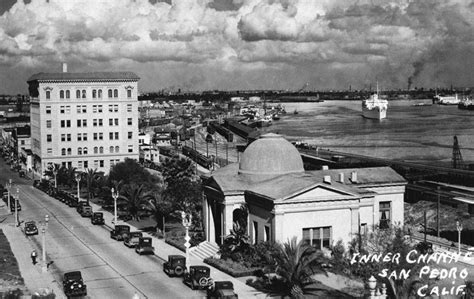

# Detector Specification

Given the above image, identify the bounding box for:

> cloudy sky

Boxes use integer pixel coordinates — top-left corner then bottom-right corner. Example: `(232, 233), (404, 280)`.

(0, 0), (473, 94)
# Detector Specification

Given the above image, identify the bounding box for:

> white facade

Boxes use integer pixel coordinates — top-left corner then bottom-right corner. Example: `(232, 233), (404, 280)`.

(28, 71), (140, 174)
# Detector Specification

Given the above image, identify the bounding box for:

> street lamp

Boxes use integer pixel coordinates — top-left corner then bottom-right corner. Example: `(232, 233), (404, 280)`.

(181, 211), (192, 271)
(111, 188), (119, 225)
(6, 179), (12, 212)
(456, 221), (463, 254)
(15, 187), (19, 227)
(40, 214), (49, 273)
(75, 173), (81, 200)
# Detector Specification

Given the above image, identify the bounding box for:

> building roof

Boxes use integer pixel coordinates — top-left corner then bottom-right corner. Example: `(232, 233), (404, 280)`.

(239, 133), (304, 176)
(27, 72), (139, 82)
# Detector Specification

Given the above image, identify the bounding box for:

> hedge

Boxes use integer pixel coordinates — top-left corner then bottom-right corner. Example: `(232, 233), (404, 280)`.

(204, 257), (260, 278)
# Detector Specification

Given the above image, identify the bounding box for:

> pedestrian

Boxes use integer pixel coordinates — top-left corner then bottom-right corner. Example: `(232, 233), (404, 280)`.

(31, 250), (37, 265)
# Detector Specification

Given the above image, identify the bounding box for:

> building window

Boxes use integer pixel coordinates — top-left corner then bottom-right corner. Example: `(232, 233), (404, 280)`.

(115, 146), (119, 153)
(78, 161), (82, 169)
(92, 90), (96, 98)
(76, 105), (81, 113)
(47, 134), (52, 142)
(77, 120), (81, 127)
(83, 160), (88, 169)
(127, 118), (132, 125)
(67, 134), (71, 141)
(46, 91), (50, 99)
(68, 162), (72, 168)
(61, 134), (66, 142)
(60, 106), (65, 114)
(99, 160), (104, 167)
(93, 119), (97, 127)
(98, 132), (103, 140)
(114, 105), (118, 112)
(83, 147), (88, 155)
(264, 226), (270, 242)
(82, 90), (86, 98)
(61, 148), (66, 156)
(67, 148), (72, 155)
(61, 120), (71, 127)
(77, 133), (82, 141)
(114, 118), (119, 126)
(379, 202), (391, 229)
(46, 120), (52, 128)
(109, 118), (113, 126)
(82, 105), (87, 113)
(60, 90), (64, 99)
(47, 148), (52, 155)
(93, 133), (98, 141)
(360, 223), (368, 236)
(93, 105), (97, 113)
(98, 105), (103, 112)
(128, 145), (133, 153)
(115, 132), (119, 140)
(127, 104), (132, 112)
(94, 147), (98, 154)
(128, 132), (132, 139)
(98, 90), (102, 98)
(253, 221), (258, 244)
(46, 106), (51, 114)
(108, 89), (112, 98)
(66, 90), (70, 99)
(76, 90), (80, 99)
(109, 146), (114, 153)
(66, 106), (71, 114)
(94, 160), (98, 168)
(303, 227), (331, 250)
(114, 89), (118, 98)
(78, 147), (82, 155)
(108, 105), (113, 112)
(109, 133), (113, 140)
(99, 146), (103, 153)
(127, 89), (132, 98)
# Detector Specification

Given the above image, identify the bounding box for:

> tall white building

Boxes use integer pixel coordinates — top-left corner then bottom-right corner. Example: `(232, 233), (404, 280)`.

(27, 70), (140, 175)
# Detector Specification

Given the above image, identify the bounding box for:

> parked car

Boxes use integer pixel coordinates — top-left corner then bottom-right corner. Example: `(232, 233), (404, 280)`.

(80, 206), (93, 217)
(207, 281), (238, 299)
(416, 241), (434, 254)
(63, 271), (87, 298)
(123, 231), (143, 248)
(24, 221), (38, 236)
(163, 255), (186, 277)
(18, 170), (26, 178)
(10, 199), (21, 212)
(76, 201), (89, 213)
(110, 225), (130, 241)
(91, 212), (105, 225)
(66, 194), (78, 207)
(183, 266), (212, 290)
(135, 237), (154, 255)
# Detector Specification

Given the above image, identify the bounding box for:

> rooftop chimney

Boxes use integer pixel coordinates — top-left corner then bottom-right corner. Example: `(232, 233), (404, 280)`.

(322, 165), (329, 170)
(350, 171), (358, 183)
(323, 175), (331, 184)
(62, 63), (67, 73)
(338, 173), (344, 184)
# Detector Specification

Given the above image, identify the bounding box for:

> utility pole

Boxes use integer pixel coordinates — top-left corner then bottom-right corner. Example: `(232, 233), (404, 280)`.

(437, 186), (440, 238)
(226, 142), (228, 165)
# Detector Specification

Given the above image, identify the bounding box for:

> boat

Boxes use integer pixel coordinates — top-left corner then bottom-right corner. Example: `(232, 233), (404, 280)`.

(458, 97), (474, 110)
(272, 114), (280, 120)
(433, 94), (460, 105)
(361, 85), (388, 119)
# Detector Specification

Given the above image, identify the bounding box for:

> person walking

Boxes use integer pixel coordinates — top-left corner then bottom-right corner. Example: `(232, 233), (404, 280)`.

(31, 250), (37, 265)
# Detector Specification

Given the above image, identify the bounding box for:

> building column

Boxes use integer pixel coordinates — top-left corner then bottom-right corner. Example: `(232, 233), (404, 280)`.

(223, 203), (234, 238)
(350, 207), (359, 239)
(273, 211), (285, 242)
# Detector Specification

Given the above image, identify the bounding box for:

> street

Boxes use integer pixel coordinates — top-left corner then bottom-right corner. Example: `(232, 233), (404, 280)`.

(0, 159), (206, 298)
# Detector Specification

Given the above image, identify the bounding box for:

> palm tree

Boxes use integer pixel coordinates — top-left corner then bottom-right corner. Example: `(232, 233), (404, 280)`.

(273, 237), (327, 298)
(119, 183), (150, 221)
(43, 163), (61, 187)
(146, 190), (172, 237)
(64, 166), (77, 189)
(83, 168), (100, 205)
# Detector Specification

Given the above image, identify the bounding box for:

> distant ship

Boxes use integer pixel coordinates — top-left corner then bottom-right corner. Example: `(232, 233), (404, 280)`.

(362, 86), (388, 119)
(458, 97), (474, 110)
(433, 94), (460, 105)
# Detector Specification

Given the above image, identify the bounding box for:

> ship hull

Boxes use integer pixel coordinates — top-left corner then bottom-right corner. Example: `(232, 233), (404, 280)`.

(362, 107), (386, 119)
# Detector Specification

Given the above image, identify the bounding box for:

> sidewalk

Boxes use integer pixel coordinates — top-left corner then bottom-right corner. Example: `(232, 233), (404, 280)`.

(0, 207), (64, 299)
(88, 201), (267, 298)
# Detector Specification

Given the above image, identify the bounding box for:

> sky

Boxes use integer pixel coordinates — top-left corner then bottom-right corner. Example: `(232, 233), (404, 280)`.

(0, 0), (473, 94)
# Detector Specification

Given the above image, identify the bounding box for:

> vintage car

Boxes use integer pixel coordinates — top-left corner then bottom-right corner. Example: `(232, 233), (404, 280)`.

(183, 265), (212, 290)
(110, 225), (130, 241)
(80, 206), (93, 217)
(10, 199), (21, 212)
(63, 271), (87, 298)
(91, 212), (105, 225)
(76, 201), (89, 213)
(18, 169), (26, 178)
(207, 281), (238, 299)
(416, 241), (434, 254)
(24, 221), (38, 236)
(123, 231), (143, 248)
(65, 194), (78, 207)
(135, 237), (154, 255)
(163, 255), (186, 277)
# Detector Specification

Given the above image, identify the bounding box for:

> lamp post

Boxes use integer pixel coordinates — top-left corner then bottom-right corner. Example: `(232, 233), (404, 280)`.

(40, 214), (49, 273)
(6, 179), (11, 212)
(111, 188), (119, 225)
(181, 211), (192, 271)
(53, 168), (58, 189)
(456, 221), (463, 254)
(15, 187), (19, 227)
(75, 173), (81, 200)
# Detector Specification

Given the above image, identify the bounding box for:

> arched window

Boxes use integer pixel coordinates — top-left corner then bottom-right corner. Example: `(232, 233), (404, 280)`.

(66, 90), (70, 99)
(60, 90), (64, 99)
(99, 146), (103, 153)
(82, 90), (86, 98)
(94, 147), (98, 154)
(127, 89), (132, 98)
(61, 148), (66, 156)
(108, 89), (113, 98)
(78, 147), (82, 155)
(67, 148), (72, 155)
(114, 89), (118, 98)
(92, 90), (96, 98)
(46, 91), (51, 99)
(83, 147), (88, 155)
(76, 90), (80, 98)
(98, 89), (102, 98)
(109, 146), (114, 153)
(115, 146), (119, 153)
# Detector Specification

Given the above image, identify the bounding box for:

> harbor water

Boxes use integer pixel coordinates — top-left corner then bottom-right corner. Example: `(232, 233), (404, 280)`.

(261, 100), (474, 164)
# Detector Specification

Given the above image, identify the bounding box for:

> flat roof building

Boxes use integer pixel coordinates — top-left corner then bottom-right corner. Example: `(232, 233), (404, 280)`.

(27, 68), (140, 175)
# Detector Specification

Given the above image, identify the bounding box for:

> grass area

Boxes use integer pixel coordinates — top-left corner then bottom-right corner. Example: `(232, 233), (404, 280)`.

(0, 229), (24, 296)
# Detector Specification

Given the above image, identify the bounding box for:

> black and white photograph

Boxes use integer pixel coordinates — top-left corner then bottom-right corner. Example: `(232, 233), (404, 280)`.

(0, 0), (473, 298)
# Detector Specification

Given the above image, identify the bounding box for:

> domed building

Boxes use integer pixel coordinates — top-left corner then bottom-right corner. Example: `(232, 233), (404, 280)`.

(201, 133), (406, 249)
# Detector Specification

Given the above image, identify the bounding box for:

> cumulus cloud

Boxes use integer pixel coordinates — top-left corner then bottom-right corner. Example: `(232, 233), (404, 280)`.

(0, 0), (472, 93)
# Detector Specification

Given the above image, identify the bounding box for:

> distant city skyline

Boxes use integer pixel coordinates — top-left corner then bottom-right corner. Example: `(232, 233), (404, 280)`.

(0, 0), (473, 94)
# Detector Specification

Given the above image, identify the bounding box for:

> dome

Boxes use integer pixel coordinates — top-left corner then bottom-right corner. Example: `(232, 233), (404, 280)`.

(239, 133), (304, 175)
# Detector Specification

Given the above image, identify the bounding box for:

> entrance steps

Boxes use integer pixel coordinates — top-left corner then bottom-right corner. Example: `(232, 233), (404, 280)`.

(190, 241), (219, 260)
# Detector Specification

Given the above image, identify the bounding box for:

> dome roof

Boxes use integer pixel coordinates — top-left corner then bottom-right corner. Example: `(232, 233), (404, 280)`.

(239, 133), (304, 175)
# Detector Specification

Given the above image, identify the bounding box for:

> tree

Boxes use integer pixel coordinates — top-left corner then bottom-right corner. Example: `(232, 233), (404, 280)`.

(43, 163), (61, 187)
(119, 183), (150, 221)
(146, 190), (173, 237)
(108, 158), (161, 188)
(83, 168), (101, 205)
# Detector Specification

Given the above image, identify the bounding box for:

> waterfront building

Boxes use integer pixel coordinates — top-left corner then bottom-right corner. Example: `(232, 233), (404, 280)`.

(27, 67), (140, 175)
(202, 133), (406, 248)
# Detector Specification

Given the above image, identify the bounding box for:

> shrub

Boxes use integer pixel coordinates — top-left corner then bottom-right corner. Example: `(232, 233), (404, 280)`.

(204, 257), (258, 277)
